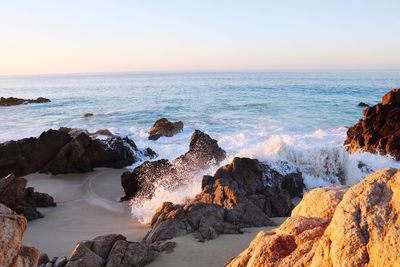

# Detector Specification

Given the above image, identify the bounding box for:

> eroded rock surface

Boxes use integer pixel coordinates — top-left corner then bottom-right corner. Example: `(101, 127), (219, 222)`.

(0, 173), (56, 220)
(227, 168), (400, 267)
(346, 88), (400, 159)
(143, 157), (293, 243)
(0, 96), (50, 106)
(0, 203), (41, 267)
(148, 118), (184, 140)
(0, 128), (155, 177)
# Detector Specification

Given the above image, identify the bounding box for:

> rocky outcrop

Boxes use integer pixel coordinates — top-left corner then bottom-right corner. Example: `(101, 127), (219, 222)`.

(227, 168), (400, 267)
(143, 157), (293, 243)
(148, 118), (184, 140)
(0, 173), (56, 220)
(0, 97), (50, 106)
(346, 88), (400, 159)
(357, 102), (369, 107)
(121, 130), (226, 200)
(39, 234), (175, 267)
(262, 163), (304, 197)
(0, 128), (155, 177)
(0, 203), (41, 267)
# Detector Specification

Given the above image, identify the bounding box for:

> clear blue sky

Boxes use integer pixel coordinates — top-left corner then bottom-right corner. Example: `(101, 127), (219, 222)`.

(0, 0), (399, 74)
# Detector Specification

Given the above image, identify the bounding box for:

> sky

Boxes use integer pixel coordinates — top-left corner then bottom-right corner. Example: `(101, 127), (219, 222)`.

(0, 0), (400, 75)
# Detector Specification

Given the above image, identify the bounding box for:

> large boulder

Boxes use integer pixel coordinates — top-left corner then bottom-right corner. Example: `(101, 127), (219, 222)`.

(346, 88), (400, 159)
(0, 173), (56, 220)
(0, 203), (41, 267)
(121, 130), (226, 200)
(143, 158), (293, 243)
(40, 234), (175, 267)
(0, 129), (72, 177)
(227, 168), (400, 267)
(0, 128), (155, 177)
(148, 118), (184, 140)
(0, 96), (50, 106)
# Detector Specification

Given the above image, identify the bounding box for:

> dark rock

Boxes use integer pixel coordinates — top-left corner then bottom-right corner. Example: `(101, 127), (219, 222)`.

(60, 234), (174, 267)
(346, 88), (400, 159)
(83, 113), (94, 118)
(38, 252), (50, 266)
(148, 118), (184, 140)
(121, 130), (225, 201)
(262, 164), (304, 197)
(144, 157), (293, 243)
(0, 129), (72, 177)
(53, 256), (67, 267)
(0, 97), (50, 106)
(0, 173), (56, 220)
(357, 102), (370, 107)
(0, 128), (155, 177)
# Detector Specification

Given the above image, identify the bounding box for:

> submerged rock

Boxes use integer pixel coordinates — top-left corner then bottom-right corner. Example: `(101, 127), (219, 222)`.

(227, 168), (400, 267)
(0, 96), (50, 106)
(39, 234), (175, 267)
(143, 157), (293, 243)
(0, 203), (41, 267)
(0, 128), (155, 177)
(346, 88), (400, 159)
(121, 130), (226, 200)
(0, 173), (56, 220)
(148, 118), (184, 140)
(83, 113), (94, 118)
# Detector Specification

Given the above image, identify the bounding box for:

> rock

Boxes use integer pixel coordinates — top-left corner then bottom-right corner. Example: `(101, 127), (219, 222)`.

(291, 185), (347, 219)
(83, 113), (94, 118)
(0, 128), (155, 177)
(357, 102), (369, 107)
(227, 217), (330, 267)
(227, 168), (400, 266)
(53, 256), (67, 267)
(0, 129), (72, 177)
(60, 234), (174, 267)
(0, 173), (56, 220)
(144, 158), (293, 243)
(148, 118), (184, 140)
(175, 130), (226, 169)
(262, 163), (304, 197)
(0, 203), (40, 267)
(38, 252), (50, 265)
(346, 88), (400, 159)
(0, 96), (50, 106)
(121, 130), (225, 200)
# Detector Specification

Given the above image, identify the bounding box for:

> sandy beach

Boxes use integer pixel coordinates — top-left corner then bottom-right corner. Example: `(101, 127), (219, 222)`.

(22, 168), (286, 265)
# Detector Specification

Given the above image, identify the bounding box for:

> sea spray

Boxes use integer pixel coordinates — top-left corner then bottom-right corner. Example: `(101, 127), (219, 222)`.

(129, 127), (400, 224)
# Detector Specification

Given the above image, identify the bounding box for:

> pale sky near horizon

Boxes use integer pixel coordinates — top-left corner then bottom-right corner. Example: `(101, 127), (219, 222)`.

(0, 0), (400, 75)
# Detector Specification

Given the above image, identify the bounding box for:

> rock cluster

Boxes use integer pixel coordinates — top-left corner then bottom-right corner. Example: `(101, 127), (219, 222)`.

(144, 157), (294, 243)
(227, 168), (400, 266)
(0, 173), (56, 220)
(121, 130), (226, 200)
(0, 203), (41, 267)
(346, 88), (400, 159)
(0, 96), (51, 106)
(0, 128), (155, 177)
(148, 118), (184, 140)
(39, 234), (176, 267)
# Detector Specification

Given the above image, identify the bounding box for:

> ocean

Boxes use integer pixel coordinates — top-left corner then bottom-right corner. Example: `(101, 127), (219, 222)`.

(1, 71), (400, 222)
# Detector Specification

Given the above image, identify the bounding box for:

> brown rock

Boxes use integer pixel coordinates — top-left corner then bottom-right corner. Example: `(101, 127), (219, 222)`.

(0, 173), (56, 220)
(0, 203), (40, 267)
(0, 96), (50, 106)
(346, 88), (400, 159)
(227, 168), (400, 267)
(148, 118), (184, 140)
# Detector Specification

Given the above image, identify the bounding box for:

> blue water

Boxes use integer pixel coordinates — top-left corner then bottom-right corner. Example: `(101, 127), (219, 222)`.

(1, 72), (400, 201)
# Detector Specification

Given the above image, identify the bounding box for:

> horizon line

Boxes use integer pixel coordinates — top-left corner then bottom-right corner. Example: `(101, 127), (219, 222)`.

(1, 68), (400, 78)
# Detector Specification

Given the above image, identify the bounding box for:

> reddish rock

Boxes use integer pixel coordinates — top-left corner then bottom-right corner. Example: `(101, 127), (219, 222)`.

(346, 88), (400, 159)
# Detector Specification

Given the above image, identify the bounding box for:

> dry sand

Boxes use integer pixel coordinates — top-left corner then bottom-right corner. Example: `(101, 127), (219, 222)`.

(23, 168), (287, 266)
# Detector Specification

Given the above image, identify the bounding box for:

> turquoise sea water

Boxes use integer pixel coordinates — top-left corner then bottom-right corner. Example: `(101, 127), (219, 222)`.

(1, 71), (400, 221)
